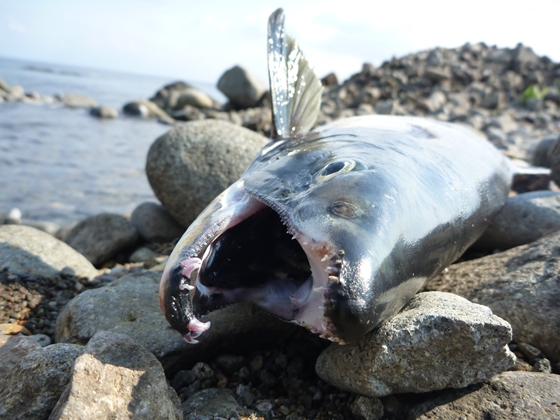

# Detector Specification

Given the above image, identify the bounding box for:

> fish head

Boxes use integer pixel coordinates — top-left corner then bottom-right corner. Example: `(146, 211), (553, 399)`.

(159, 133), (402, 344)
(243, 134), (403, 341)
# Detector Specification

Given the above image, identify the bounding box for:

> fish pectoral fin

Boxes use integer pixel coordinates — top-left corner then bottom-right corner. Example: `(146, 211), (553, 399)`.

(267, 8), (323, 141)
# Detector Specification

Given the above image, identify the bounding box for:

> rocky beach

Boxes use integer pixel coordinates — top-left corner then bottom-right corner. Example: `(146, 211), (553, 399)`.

(1, 41), (560, 420)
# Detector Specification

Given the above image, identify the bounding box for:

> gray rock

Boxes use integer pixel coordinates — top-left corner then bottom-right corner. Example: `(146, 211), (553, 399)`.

(237, 106), (273, 134)
(55, 271), (186, 365)
(0, 76), (10, 93)
(7, 85), (25, 100)
(0, 225), (98, 279)
(356, 103), (374, 115)
(359, 87), (382, 106)
(424, 66), (451, 81)
(427, 49), (443, 67)
(475, 191), (560, 250)
(374, 99), (396, 115)
(130, 201), (185, 242)
(447, 92), (470, 108)
(64, 213), (139, 266)
(528, 134), (558, 167)
(215, 354), (245, 374)
(171, 104), (206, 121)
(122, 99), (171, 121)
(55, 271), (295, 372)
(182, 388), (257, 418)
(150, 80), (192, 109)
(351, 396), (384, 420)
(512, 43), (540, 65)
(321, 72), (339, 87)
(146, 120), (267, 227)
(217, 65), (267, 109)
(22, 220), (60, 236)
(90, 105), (118, 119)
(30, 334), (52, 347)
(532, 357), (552, 373)
(128, 246), (156, 263)
(486, 48), (512, 63)
(59, 93), (97, 108)
(0, 334), (42, 384)
(482, 92), (504, 110)
(49, 331), (182, 420)
(426, 231), (560, 362)
(0, 343), (83, 420)
(407, 371), (560, 419)
(545, 87), (560, 106)
(485, 126), (507, 148)
(428, 90), (447, 111)
(174, 88), (215, 110)
(315, 292), (514, 397)
(550, 136), (560, 187)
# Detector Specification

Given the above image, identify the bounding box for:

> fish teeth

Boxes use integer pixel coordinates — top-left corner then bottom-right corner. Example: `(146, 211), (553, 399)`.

(188, 318), (211, 333)
(179, 282), (195, 291)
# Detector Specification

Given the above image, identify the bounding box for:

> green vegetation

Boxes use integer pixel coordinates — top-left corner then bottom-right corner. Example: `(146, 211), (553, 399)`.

(519, 85), (548, 104)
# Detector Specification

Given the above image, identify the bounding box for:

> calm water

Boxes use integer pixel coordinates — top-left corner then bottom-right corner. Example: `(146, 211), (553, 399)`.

(0, 57), (224, 226)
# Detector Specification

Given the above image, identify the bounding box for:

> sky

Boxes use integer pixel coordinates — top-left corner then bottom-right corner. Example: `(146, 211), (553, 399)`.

(1, 0), (559, 86)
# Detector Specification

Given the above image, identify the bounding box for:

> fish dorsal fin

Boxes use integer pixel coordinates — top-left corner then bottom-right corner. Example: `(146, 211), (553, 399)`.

(267, 8), (323, 141)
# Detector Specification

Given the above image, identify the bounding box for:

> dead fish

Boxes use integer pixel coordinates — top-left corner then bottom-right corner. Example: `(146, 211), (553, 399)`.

(158, 8), (511, 344)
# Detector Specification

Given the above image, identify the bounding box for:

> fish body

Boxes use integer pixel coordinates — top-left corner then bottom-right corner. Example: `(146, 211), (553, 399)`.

(158, 9), (511, 344)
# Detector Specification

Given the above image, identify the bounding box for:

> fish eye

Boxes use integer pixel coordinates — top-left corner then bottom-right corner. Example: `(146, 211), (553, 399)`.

(330, 201), (357, 218)
(317, 159), (367, 181)
(322, 161), (346, 176)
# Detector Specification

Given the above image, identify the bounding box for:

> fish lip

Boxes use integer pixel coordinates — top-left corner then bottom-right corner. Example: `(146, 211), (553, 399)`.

(163, 183), (344, 343)
(159, 262), (211, 344)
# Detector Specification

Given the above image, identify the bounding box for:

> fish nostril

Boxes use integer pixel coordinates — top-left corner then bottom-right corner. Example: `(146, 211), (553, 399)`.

(330, 201), (357, 218)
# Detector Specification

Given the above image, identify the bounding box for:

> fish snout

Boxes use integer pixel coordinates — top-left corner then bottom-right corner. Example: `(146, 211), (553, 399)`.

(159, 262), (209, 344)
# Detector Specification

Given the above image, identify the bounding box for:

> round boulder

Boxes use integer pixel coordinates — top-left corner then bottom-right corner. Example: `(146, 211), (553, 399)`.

(146, 120), (268, 227)
(173, 88), (216, 110)
(130, 201), (185, 242)
(64, 213), (139, 266)
(217, 65), (267, 109)
(550, 135), (560, 187)
(475, 191), (560, 250)
(59, 93), (97, 108)
(122, 100), (169, 119)
(90, 105), (119, 119)
(0, 225), (98, 279)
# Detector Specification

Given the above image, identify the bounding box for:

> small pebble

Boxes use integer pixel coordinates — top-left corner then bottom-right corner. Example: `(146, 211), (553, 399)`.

(192, 362), (214, 379)
(236, 384), (256, 406)
(215, 354), (245, 374)
(532, 358), (552, 373)
(517, 342), (543, 361)
(172, 369), (197, 389)
(249, 355), (263, 372)
(29, 333), (51, 347)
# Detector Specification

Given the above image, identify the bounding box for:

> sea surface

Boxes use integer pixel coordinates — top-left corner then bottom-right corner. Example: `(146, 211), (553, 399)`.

(0, 57), (225, 227)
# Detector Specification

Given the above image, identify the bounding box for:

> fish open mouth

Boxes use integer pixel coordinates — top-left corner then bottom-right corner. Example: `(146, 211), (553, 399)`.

(171, 183), (342, 344)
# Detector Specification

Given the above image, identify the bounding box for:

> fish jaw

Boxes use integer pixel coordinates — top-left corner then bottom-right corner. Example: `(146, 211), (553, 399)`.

(158, 180), (344, 343)
(159, 180), (267, 343)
